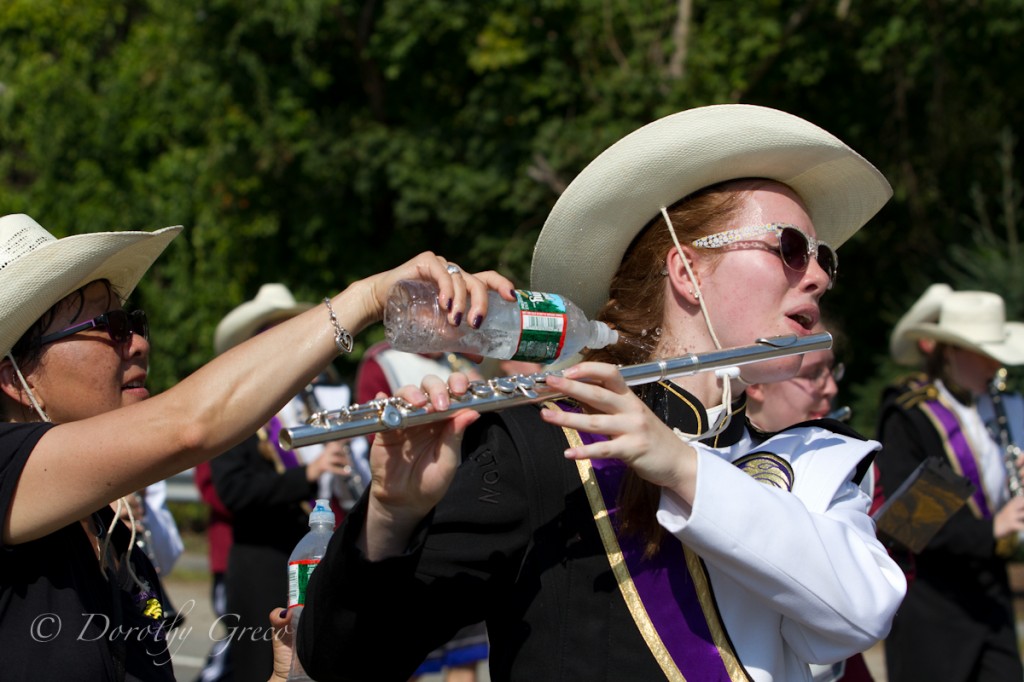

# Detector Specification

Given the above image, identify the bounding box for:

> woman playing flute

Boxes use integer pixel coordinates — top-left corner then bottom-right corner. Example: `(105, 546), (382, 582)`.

(297, 104), (907, 682)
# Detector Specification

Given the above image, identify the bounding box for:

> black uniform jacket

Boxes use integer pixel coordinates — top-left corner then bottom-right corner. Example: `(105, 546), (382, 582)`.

(876, 378), (1020, 682)
(297, 384), (749, 682)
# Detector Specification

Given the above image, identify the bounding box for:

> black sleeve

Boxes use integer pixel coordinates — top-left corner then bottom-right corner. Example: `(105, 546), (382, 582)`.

(208, 434), (316, 514)
(876, 403), (997, 559)
(0, 422), (53, 550)
(297, 412), (534, 682)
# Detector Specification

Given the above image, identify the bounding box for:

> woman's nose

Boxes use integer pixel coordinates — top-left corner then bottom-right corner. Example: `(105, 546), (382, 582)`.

(120, 330), (149, 360)
(797, 250), (831, 296)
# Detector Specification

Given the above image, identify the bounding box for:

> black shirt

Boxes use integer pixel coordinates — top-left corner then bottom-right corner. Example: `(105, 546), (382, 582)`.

(0, 422), (176, 681)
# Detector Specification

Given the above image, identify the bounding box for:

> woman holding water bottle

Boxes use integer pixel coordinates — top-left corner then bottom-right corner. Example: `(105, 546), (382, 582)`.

(0, 211), (509, 681)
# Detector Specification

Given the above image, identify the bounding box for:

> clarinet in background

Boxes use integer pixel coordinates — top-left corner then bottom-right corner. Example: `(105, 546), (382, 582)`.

(989, 367), (1024, 499)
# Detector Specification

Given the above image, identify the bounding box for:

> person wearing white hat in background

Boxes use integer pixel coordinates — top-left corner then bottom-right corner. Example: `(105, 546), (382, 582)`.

(877, 286), (1024, 682)
(297, 104), (906, 682)
(0, 212), (513, 681)
(206, 283), (367, 682)
(213, 284), (369, 513)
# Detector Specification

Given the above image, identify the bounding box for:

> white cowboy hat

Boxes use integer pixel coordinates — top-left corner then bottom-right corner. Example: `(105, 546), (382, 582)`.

(530, 104), (892, 317)
(214, 283), (313, 354)
(889, 283), (954, 366)
(901, 290), (1024, 366)
(0, 213), (181, 358)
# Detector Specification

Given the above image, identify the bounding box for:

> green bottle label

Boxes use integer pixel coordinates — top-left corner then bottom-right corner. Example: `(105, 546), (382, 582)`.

(288, 559), (319, 608)
(512, 290), (567, 363)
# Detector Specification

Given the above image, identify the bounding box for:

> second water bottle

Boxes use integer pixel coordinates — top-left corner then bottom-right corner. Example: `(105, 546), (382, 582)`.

(286, 499), (335, 681)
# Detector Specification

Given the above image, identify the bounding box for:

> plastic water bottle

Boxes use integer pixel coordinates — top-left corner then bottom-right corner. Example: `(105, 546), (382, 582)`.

(384, 280), (619, 364)
(286, 499), (335, 681)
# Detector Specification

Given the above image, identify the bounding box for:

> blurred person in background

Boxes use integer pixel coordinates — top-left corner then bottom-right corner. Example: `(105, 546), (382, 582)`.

(209, 283), (357, 682)
(123, 481), (184, 576)
(878, 285), (1024, 682)
(194, 461), (234, 682)
(746, 322), (844, 430)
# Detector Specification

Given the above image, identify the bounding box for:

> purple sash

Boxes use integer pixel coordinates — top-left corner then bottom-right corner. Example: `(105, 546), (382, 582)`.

(263, 416), (314, 511)
(569, 423), (747, 680)
(263, 416), (301, 470)
(919, 399), (992, 518)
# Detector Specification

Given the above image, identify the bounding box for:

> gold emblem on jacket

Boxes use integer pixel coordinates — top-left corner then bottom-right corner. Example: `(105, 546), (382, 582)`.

(734, 453), (794, 491)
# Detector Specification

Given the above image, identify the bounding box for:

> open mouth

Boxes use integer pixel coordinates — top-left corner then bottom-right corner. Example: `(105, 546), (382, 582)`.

(789, 312), (815, 331)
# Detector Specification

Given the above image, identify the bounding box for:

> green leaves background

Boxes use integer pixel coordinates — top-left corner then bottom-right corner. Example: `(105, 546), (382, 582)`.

(2, 0), (1023, 435)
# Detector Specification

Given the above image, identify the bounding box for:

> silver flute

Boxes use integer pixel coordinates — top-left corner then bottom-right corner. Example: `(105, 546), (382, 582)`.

(281, 332), (832, 449)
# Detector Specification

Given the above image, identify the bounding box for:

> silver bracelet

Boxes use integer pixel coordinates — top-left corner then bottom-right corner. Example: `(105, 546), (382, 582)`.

(323, 297), (353, 354)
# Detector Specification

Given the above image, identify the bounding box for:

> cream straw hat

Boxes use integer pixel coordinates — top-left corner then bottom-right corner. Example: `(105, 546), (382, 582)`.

(214, 283), (313, 354)
(0, 213), (181, 357)
(530, 104), (892, 317)
(889, 283), (954, 366)
(900, 290), (1024, 366)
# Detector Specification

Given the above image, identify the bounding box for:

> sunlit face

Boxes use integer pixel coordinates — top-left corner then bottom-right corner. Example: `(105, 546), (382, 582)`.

(746, 348), (839, 431)
(690, 182), (831, 384)
(25, 281), (150, 423)
(945, 346), (1002, 396)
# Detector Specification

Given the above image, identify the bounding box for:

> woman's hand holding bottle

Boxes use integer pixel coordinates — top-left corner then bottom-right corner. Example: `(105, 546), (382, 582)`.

(353, 253), (515, 335)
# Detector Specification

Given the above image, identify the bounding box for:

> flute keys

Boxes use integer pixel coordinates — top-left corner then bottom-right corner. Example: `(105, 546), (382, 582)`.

(471, 382), (496, 398)
(513, 375), (538, 399)
(381, 401), (405, 429)
(495, 377), (517, 393)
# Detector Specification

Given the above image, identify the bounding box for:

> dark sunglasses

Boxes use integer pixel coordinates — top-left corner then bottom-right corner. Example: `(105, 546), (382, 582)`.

(691, 223), (838, 289)
(38, 309), (149, 346)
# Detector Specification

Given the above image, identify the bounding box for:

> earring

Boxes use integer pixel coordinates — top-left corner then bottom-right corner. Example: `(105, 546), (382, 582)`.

(690, 287), (700, 299)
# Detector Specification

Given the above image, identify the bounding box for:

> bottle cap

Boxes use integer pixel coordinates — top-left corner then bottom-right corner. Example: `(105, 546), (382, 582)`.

(309, 498), (335, 527)
(590, 321), (619, 350)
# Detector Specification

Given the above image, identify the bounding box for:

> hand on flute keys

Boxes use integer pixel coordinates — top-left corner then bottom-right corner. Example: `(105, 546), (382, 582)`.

(361, 371), (480, 561)
(359, 360), (703, 561)
(540, 362), (698, 504)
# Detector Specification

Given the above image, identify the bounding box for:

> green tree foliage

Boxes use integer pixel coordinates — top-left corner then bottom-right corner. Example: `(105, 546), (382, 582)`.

(2, 0), (1024, 436)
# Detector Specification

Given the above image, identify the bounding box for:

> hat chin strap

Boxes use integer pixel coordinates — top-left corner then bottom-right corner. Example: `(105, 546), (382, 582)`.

(660, 207), (744, 440)
(661, 206), (725, 353)
(4, 353), (50, 422)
